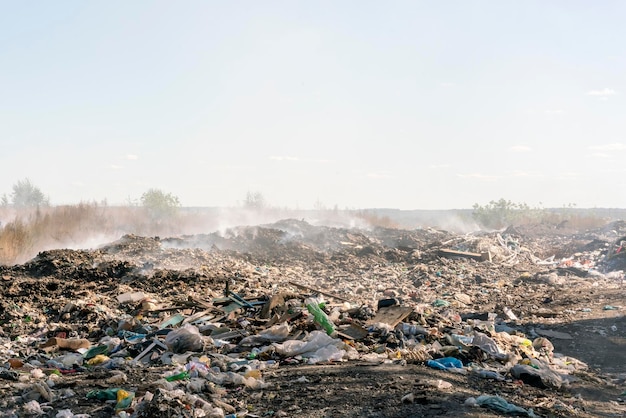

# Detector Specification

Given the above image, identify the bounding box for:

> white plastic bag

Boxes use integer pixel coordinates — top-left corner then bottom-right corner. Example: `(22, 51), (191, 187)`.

(273, 331), (346, 362)
(165, 324), (204, 353)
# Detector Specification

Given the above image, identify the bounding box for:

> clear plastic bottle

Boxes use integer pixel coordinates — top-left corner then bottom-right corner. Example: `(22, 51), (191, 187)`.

(398, 323), (428, 336)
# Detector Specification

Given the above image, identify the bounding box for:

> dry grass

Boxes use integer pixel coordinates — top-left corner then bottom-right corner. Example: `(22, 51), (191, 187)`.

(354, 210), (400, 229)
(0, 218), (32, 266)
(0, 204), (174, 265)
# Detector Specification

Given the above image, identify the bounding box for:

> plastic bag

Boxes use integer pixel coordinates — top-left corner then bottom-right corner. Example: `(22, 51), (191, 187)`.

(239, 322), (291, 346)
(165, 325), (204, 354)
(273, 330), (339, 357)
(426, 357), (463, 371)
(475, 395), (538, 417)
(86, 388), (135, 410)
(510, 359), (564, 389)
(472, 332), (507, 360)
(306, 344), (345, 364)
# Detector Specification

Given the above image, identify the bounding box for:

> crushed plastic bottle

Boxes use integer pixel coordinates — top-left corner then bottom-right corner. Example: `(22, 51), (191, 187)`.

(165, 371), (190, 382)
(398, 323), (429, 337)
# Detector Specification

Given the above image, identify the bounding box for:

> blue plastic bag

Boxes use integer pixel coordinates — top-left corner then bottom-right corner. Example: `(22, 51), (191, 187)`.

(426, 357), (463, 370)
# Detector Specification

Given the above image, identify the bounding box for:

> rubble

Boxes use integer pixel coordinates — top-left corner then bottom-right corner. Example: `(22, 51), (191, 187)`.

(0, 218), (625, 417)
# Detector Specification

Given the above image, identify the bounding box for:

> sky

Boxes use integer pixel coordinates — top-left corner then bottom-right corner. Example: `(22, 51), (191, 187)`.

(1, 1), (625, 210)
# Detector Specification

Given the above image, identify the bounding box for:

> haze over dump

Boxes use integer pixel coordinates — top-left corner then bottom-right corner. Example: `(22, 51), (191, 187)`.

(2, 2), (626, 209)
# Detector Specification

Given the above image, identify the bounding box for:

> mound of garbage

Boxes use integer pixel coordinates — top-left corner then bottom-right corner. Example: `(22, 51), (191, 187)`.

(0, 219), (625, 417)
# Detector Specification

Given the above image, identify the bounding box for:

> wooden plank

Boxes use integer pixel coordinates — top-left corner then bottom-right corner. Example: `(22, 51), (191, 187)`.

(189, 297), (215, 309)
(182, 310), (212, 325)
(366, 306), (413, 328)
(337, 323), (369, 341)
(438, 248), (487, 261)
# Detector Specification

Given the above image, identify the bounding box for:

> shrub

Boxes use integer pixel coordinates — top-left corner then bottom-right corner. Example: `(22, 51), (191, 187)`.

(140, 189), (181, 220)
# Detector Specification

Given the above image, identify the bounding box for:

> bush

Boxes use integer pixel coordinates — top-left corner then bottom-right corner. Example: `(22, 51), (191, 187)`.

(472, 199), (608, 230)
(472, 199), (525, 229)
(140, 189), (181, 220)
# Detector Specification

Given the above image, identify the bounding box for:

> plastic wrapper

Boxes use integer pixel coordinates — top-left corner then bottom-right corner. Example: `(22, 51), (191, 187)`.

(475, 395), (538, 417)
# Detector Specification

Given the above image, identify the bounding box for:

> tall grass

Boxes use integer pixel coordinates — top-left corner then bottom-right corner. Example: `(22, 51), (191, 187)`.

(0, 203), (186, 265)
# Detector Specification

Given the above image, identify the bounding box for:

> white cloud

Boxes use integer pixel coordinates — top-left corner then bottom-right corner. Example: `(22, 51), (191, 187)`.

(429, 164), (450, 169)
(587, 88), (617, 97)
(457, 173), (500, 181)
(544, 109), (565, 115)
(269, 155), (299, 161)
(110, 164), (123, 170)
(591, 152), (611, 158)
(124, 154), (139, 160)
(589, 143), (626, 151)
(440, 82), (454, 87)
(510, 145), (532, 152)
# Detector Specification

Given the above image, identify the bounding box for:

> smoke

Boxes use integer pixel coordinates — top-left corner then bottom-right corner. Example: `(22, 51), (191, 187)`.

(0, 204), (485, 266)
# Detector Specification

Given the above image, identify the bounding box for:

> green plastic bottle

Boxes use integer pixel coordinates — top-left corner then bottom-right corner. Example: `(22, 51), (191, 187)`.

(305, 298), (335, 335)
(165, 371), (190, 382)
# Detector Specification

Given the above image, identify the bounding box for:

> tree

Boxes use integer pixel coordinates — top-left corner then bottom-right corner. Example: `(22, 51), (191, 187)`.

(244, 191), (266, 210)
(10, 179), (49, 207)
(140, 188), (180, 219)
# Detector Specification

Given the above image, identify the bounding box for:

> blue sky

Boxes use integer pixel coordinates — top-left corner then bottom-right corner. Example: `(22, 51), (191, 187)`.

(1, 1), (625, 209)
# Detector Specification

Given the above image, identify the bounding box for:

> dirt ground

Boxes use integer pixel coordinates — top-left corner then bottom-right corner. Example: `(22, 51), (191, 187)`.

(0, 219), (625, 417)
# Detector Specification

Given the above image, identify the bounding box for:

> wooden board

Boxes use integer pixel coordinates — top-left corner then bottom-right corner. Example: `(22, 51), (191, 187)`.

(337, 323), (369, 341)
(438, 248), (487, 261)
(366, 306), (413, 328)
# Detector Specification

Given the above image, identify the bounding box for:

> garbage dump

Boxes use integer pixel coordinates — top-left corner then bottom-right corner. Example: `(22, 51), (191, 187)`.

(0, 218), (625, 417)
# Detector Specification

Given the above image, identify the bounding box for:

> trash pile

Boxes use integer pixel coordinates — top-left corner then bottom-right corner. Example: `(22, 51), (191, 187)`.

(0, 219), (625, 417)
